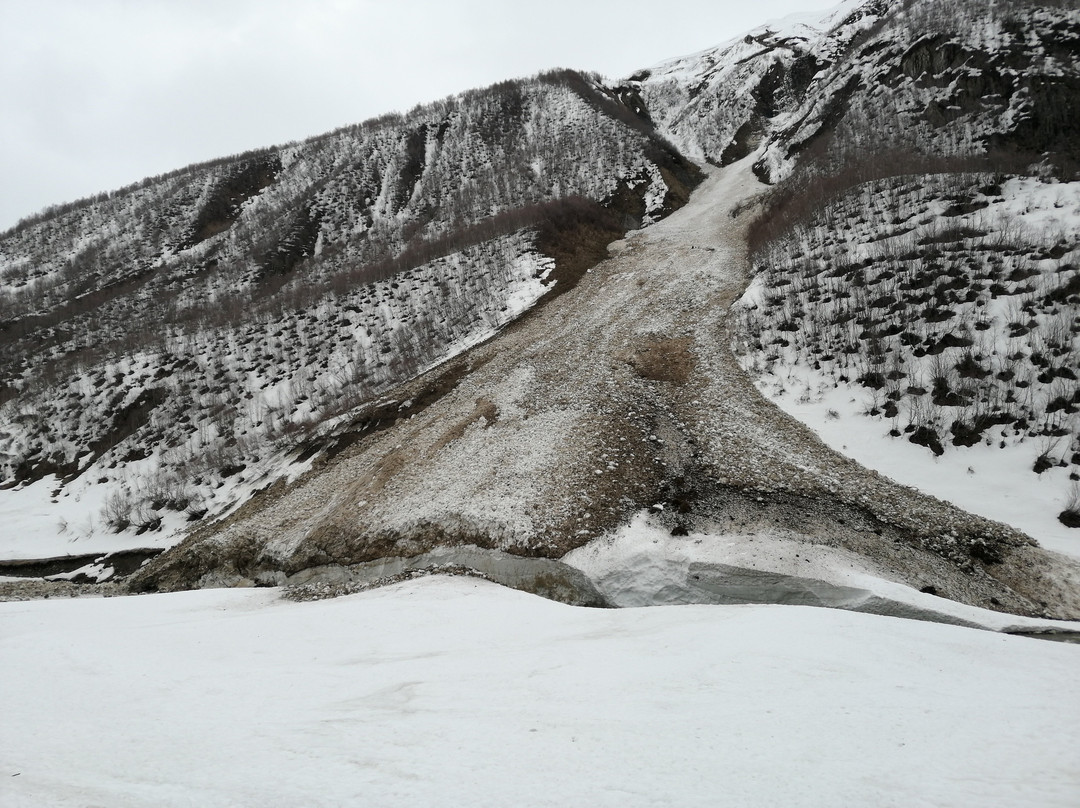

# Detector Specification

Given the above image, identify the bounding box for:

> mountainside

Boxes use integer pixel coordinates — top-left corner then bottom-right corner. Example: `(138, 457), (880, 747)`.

(0, 71), (699, 555)
(2, 0), (1079, 620)
(629, 0), (1079, 182)
(726, 0), (1080, 555)
(620, 0), (888, 169)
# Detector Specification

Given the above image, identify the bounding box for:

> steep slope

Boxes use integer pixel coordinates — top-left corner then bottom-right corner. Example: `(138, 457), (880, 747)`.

(717, 0), (1080, 555)
(753, 0), (1080, 182)
(0, 71), (698, 559)
(622, 0), (887, 168)
(736, 171), (1080, 553)
(626, 0), (1079, 184)
(131, 156), (1080, 620)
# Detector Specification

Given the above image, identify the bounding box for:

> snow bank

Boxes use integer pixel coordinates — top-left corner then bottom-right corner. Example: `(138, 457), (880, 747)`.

(564, 511), (1080, 634)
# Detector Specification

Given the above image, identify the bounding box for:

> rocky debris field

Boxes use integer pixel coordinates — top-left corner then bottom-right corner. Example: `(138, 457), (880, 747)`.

(130, 157), (1080, 620)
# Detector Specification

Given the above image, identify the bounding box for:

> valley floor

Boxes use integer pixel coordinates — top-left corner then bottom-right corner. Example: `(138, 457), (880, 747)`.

(2, 576), (1078, 807)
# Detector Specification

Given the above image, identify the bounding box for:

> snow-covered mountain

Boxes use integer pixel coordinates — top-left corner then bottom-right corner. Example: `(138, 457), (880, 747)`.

(1, 0), (1078, 623)
(619, 0), (887, 169)
(5, 4), (1080, 803)
(0, 71), (699, 559)
(630, 0), (1080, 183)
(725, 0), (1080, 556)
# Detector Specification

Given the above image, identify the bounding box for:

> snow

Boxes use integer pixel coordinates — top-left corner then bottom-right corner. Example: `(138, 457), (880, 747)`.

(735, 172), (1080, 562)
(644, 0), (863, 77)
(756, 377), (1080, 561)
(565, 511), (1080, 633)
(0, 475), (161, 561)
(758, 0), (869, 38)
(2, 576), (1078, 807)
(0, 459), (284, 564)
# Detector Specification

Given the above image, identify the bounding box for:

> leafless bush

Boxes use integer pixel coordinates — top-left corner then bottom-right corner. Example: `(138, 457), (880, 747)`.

(747, 151), (1019, 260)
(102, 490), (132, 532)
(1058, 484), (1080, 528)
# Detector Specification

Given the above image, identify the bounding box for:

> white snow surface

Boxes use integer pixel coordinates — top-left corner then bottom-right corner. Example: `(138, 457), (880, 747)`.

(757, 377), (1080, 561)
(644, 0), (864, 77)
(3, 575), (1079, 807)
(0, 463), (282, 562)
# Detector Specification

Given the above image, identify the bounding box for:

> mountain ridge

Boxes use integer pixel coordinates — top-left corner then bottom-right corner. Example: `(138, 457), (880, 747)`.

(2, 0), (1079, 620)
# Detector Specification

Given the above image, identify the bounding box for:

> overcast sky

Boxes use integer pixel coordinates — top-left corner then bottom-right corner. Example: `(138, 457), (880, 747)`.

(1, 0), (830, 231)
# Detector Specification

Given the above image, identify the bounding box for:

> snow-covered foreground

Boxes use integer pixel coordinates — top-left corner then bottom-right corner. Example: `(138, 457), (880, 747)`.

(3, 577), (1079, 807)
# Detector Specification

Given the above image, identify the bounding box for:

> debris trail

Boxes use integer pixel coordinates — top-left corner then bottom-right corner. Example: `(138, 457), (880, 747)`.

(134, 157), (1080, 620)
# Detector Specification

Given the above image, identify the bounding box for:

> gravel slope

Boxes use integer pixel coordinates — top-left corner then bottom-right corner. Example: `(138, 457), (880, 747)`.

(132, 157), (1080, 619)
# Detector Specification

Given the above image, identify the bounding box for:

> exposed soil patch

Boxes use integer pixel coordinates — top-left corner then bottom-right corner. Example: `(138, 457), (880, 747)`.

(0, 548), (163, 581)
(626, 337), (695, 384)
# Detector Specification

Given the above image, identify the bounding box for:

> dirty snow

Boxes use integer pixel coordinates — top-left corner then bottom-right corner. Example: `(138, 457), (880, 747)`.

(565, 510), (1080, 633)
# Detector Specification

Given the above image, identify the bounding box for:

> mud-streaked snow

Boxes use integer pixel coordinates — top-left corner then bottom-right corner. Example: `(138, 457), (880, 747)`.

(3, 576), (1079, 807)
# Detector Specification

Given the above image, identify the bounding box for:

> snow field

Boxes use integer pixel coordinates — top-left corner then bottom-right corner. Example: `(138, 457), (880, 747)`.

(566, 511), (1080, 632)
(2, 576), (1078, 807)
(755, 378), (1080, 560)
(736, 172), (1080, 559)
